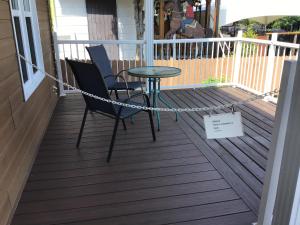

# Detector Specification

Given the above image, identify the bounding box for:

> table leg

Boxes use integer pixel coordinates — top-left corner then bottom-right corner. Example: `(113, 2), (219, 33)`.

(153, 78), (160, 131)
(157, 79), (179, 121)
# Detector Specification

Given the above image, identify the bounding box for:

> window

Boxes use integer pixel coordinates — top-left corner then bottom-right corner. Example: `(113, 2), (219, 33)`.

(10, 0), (45, 101)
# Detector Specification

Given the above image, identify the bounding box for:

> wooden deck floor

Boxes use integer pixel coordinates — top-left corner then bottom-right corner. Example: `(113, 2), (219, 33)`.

(11, 87), (276, 225)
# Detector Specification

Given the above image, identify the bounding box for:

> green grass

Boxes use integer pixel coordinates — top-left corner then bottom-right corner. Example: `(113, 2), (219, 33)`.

(202, 76), (225, 84)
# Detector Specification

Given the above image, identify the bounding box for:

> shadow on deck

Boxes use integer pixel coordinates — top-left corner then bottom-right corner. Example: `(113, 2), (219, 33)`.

(11, 87), (276, 225)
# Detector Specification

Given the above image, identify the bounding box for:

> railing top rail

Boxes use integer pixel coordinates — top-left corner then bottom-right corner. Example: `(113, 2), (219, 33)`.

(153, 37), (238, 44)
(57, 37), (299, 49)
(239, 37), (300, 49)
(57, 39), (146, 45)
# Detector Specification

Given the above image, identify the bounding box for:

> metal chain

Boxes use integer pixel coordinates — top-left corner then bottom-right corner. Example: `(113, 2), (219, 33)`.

(18, 54), (280, 113)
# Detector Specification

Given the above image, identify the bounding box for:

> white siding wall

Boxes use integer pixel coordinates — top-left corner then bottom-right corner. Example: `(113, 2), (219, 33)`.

(54, 0), (89, 40)
(116, 0), (137, 60)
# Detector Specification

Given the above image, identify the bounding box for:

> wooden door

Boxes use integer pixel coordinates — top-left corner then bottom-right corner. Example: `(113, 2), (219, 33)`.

(86, 0), (118, 58)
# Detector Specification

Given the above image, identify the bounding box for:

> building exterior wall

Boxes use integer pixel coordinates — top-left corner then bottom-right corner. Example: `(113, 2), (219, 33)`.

(53, 0), (89, 40)
(53, 0), (138, 60)
(0, 1), (58, 225)
(117, 0), (137, 59)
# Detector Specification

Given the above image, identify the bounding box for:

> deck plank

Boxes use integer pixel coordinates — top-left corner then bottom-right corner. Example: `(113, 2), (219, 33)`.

(11, 87), (276, 225)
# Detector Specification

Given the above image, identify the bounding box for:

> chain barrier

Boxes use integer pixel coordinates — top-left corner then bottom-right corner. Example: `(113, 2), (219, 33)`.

(18, 54), (280, 113)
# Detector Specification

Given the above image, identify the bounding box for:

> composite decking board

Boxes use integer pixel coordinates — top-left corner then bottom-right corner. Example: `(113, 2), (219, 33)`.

(30, 151), (204, 174)
(27, 200), (250, 225)
(189, 89), (270, 163)
(13, 198), (245, 225)
(12, 87), (277, 225)
(164, 91), (264, 193)
(161, 91), (261, 213)
(21, 168), (221, 201)
(220, 87), (276, 118)
(206, 88), (275, 128)
(202, 89), (274, 132)
(17, 184), (232, 215)
(198, 89), (272, 158)
(181, 89), (268, 169)
(24, 163), (216, 192)
(33, 144), (200, 166)
(178, 89), (272, 147)
(22, 169), (221, 202)
(197, 89), (272, 165)
(167, 211), (257, 225)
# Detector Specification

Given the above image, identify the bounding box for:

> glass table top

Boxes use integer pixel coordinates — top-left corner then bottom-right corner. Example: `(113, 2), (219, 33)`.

(128, 66), (181, 78)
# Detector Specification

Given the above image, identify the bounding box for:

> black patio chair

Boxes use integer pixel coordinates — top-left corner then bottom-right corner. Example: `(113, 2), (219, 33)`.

(86, 45), (144, 99)
(66, 59), (156, 162)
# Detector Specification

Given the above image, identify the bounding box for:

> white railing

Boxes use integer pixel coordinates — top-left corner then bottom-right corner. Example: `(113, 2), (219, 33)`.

(153, 37), (237, 89)
(53, 32), (299, 102)
(53, 34), (146, 94)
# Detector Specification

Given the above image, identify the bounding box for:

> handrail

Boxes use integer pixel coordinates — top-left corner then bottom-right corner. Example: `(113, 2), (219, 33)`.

(238, 37), (300, 49)
(57, 39), (146, 45)
(57, 37), (299, 49)
(153, 37), (238, 44)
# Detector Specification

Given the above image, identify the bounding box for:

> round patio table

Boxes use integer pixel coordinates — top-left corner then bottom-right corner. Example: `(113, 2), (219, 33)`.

(128, 66), (181, 131)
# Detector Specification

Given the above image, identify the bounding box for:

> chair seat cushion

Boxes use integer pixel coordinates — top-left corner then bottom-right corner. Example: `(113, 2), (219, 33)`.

(109, 81), (144, 90)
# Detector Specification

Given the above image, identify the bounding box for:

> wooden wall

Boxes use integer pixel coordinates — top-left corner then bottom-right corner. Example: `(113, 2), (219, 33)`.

(0, 1), (58, 225)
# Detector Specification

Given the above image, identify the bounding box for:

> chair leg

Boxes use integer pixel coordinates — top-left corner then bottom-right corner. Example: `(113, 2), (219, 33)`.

(107, 117), (120, 162)
(114, 90), (119, 99)
(122, 119), (127, 130)
(148, 110), (156, 141)
(76, 107), (88, 148)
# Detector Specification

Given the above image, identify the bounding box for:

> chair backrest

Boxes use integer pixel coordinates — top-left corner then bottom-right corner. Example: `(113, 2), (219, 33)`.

(66, 59), (116, 116)
(86, 45), (116, 87)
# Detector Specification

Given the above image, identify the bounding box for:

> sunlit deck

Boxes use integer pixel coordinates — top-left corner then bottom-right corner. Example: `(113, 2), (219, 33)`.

(11, 86), (276, 225)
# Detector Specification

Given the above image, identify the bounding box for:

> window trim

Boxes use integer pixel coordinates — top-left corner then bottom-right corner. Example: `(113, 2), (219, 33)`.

(9, 0), (45, 101)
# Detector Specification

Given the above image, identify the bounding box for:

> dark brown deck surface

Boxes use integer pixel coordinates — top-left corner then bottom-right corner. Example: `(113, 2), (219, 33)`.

(12, 87), (276, 225)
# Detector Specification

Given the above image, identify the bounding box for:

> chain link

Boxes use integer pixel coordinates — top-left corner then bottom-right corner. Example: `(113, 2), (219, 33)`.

(18, 54), (280, 113)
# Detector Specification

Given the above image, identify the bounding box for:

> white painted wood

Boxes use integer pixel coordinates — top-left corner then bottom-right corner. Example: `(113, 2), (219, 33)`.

(116, 0), (137, 60)
(271, 53), (300, 225)
(257, 56), (298, 225)
(145, 0), (154, 67)
(289, 169), (300, 225)
(52, 32), (65, 96)
(233, 31), (243, 85)
(9, 0), (45, 101)
(263, 33), (278, 97)
(53, 0), (89, 40)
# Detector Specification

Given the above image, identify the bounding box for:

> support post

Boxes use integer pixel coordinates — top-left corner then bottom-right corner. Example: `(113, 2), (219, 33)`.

(264, 33), (278, 98)
(205, 0), (211, 30)
(257, 56), (299, 225)
(52, 32), (65, 96)
(233, 30), (243, 86)
(145, 0), (154, 67)
(213, 0), (220, 37)
(145, 0), (154, 93)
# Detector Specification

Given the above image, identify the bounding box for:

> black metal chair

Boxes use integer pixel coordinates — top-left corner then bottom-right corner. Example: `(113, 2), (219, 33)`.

(86, 45), (144, 99)
(66, 59), (156, 162)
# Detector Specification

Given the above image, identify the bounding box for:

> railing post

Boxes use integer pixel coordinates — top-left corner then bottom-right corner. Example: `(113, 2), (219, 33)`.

(52, 32), (66, 96)
(172, 34), (176, 60)
(233, 30), (243, 86)
(264, 33), (278, 98)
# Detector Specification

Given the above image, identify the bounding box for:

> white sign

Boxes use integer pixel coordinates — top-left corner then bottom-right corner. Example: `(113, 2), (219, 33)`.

(204, 112), (244, 139)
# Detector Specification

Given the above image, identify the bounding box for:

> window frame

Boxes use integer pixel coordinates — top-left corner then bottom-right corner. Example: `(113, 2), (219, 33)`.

(9, 0), (45, 101)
